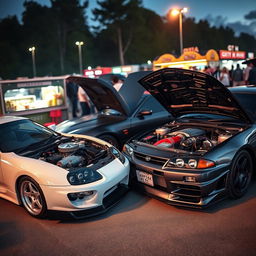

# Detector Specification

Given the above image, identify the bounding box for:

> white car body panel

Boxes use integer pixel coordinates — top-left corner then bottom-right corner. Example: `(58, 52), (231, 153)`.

(41, 157), (129, 211)
(0, 116), (130, 216)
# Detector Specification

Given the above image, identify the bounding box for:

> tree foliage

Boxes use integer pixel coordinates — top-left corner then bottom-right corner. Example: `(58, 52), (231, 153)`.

(93, 0), (142, 65)
(0, 1), (255, 79)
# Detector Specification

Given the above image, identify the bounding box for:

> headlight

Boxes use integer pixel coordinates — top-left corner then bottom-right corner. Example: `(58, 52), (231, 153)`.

(176, 158), (185, 168)
(67, 167), (102, 185)
(110, 147), (125, 164)
(164, 158), (215, 169)
(123, 144), (134, 156)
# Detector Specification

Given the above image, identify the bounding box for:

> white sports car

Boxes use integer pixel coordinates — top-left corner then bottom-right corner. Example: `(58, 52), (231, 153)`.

(0, 116), (129, 219)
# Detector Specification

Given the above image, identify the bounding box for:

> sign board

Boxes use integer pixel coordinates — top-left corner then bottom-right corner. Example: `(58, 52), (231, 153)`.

(183, 47), (199, 53)
(219, 50), (246, 60)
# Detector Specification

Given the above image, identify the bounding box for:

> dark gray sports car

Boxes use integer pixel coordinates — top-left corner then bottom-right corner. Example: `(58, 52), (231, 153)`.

(123, 68), (256, 208)
(56, 72), (172, 148)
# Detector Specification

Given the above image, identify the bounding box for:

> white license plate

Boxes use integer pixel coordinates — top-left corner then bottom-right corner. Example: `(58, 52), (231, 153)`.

(136, 170), (154, 186)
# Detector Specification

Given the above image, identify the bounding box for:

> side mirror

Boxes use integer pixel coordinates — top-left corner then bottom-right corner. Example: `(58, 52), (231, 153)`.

(137, 109), (152, 117)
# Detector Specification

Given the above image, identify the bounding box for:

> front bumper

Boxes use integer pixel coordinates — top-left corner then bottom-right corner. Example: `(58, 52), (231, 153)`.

(41, 157), (130, 218)
(128, 154), (230, 208)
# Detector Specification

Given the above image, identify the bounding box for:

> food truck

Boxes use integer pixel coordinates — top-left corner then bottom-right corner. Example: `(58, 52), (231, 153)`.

(0, 76), (69, 124)
(153, 48), (220, 70)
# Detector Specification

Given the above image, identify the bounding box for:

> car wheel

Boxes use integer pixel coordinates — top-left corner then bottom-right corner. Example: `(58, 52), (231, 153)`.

(227, 150), (253, 199)
(98, 135), (119, 148)
(19, 176), (47, 218)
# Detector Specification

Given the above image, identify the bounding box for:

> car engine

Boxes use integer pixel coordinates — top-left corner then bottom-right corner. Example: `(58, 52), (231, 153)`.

(140, 126), (238, 153)
(39, 137), (111, 170)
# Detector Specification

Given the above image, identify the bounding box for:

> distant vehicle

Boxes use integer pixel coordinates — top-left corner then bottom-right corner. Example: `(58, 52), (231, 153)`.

(56, 72), (172, 148)
(124, 68), (256, 208)
(0, 116), (129, 219)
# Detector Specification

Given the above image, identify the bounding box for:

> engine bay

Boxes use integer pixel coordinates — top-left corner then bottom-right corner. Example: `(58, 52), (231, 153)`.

(139, 125), (242, 154)
(39, 137), (113, 170)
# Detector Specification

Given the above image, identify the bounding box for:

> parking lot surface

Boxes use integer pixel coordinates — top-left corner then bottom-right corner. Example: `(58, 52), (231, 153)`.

(1, 182), (256, 256)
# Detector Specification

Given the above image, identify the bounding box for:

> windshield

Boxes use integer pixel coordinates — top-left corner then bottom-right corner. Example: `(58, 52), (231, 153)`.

(0, 119), (58, 153)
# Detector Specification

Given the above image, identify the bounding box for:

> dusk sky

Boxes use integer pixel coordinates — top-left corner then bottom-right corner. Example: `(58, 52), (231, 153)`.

(0, 0), (255, 35)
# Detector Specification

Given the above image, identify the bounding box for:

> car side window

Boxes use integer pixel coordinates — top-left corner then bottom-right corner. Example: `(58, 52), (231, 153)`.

(136, 96), (164, 115)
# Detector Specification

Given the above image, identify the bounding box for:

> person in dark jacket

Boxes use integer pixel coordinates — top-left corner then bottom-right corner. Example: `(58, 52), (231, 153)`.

(243, 58), (256, 85)
(66, 79), (78, 118)
(232, 64), (244, 86)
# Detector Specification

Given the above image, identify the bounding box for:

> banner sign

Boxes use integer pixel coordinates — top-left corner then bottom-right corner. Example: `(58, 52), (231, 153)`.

(219, 50), (246, 59)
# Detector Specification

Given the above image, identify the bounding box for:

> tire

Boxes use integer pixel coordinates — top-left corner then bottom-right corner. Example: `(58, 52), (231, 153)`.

(98, 134), (120, 149)
(227, 150), (253, 199)
(19, 176), (47, 218)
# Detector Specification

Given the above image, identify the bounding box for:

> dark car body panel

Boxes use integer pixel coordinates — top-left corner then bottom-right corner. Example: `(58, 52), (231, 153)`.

(56, 72), (172, 146)
(126, 121), (256, 208)
(124, 69), (256, 208)
(68, 76), (129, 115)
(69, 71), (151, 116)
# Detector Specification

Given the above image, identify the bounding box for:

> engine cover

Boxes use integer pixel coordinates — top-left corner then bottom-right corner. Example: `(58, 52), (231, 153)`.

(58, 143), (79, 153)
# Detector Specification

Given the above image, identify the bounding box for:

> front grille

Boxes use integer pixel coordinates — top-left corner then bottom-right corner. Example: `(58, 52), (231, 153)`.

(134, 151), (168, 166)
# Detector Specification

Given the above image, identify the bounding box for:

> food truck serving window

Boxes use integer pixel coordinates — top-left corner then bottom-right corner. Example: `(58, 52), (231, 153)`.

(2, 80), (65, 113)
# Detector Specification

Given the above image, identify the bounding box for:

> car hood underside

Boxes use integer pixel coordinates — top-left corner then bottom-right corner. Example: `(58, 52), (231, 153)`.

(138, 68), (252, 123)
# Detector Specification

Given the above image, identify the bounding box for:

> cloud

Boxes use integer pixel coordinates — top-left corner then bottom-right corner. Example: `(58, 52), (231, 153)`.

(204, 14), (227, 27)
(245, 10), (256, 20)
(204, 14), (256, 37)
(227, 21), (256, 36)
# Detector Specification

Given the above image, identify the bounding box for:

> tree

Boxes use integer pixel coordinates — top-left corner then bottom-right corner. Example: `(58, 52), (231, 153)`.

(125, 7), (169, 64)
(21, 0), (91, 75)
(50, 0), (89, 74)
(0, 16), (23, 79)
(93, 0), (142, 65)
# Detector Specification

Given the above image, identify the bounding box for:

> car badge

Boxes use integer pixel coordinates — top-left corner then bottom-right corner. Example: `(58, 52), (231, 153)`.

(145, 156), (151, 162)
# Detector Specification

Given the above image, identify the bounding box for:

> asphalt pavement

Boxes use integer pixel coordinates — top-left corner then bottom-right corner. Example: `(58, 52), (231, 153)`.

(1, 181), (256, 256)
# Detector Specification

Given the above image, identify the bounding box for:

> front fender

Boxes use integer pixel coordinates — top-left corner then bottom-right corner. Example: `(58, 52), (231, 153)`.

(1, 153), (69, 196)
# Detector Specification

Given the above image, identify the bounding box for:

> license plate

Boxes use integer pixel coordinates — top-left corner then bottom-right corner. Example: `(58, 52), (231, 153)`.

(136, 170), (154, 186)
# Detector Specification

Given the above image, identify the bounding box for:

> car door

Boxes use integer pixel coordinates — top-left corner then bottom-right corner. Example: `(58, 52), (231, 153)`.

(129, 95), (172, 136)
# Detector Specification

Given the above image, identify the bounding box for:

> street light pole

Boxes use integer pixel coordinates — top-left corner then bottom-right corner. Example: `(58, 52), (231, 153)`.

(29, 46), (36, 77)
(170, 7), (188, 56)
(179, 12), (183, 56)
(75, 41), (84, 75)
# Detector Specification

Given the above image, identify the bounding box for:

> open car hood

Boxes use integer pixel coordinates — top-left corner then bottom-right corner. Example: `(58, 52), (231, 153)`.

(138, 68), (252, 123)
(68, 71), (151, 116)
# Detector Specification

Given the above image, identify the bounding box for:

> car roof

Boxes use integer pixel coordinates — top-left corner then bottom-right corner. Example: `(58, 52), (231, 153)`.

(0, 116), (28, 125)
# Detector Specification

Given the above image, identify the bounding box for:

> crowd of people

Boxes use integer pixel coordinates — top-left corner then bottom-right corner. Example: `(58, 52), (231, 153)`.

(203, 58), (256, 87)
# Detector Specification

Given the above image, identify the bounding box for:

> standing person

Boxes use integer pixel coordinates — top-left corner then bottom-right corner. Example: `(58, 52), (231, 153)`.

(111, 75), (124, 91)
(232, 64), (244, 86)
(77, 86), (90, 116)
(243, 59), (254, 84)
(66, 79), (78, 118)
(229, 65), (234, 86)
(247, 58), (256, 85)
(204, 66), (213, 75)
(213, 66), (221, 80)
(219, 67), (230, 86)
